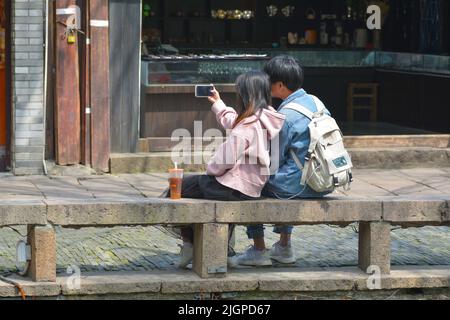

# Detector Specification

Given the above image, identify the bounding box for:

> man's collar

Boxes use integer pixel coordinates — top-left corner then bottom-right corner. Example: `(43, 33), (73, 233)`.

(279, 89), (306, 109)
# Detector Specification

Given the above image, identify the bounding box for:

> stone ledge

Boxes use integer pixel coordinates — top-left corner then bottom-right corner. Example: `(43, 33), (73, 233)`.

(344, 135), (450, 149)
(1, 266), (448, 298)
(1, 197), (449, 227)
(45, 199), (217, 226)
(58, 272), (162, 296)
(110, 148), (450, 174)
(383, 199), (450, 224)
(215, 198), (382, 224)
(0, 275), (60, 298)
(0, 201), (47, 226)
(349, 148), (450, 169)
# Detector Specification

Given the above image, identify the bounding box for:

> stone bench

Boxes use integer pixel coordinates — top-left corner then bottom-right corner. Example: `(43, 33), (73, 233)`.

(0, 196), (449, 282)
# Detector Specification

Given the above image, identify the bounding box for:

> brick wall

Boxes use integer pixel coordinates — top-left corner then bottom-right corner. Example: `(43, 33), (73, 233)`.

(11, 0), (45, 175)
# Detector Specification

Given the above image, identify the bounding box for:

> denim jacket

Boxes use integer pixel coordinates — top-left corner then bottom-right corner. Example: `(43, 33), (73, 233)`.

(263, 89), (332, 198)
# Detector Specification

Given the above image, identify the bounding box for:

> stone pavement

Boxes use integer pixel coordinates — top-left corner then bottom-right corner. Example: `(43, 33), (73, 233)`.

(0, 168), (449, 275)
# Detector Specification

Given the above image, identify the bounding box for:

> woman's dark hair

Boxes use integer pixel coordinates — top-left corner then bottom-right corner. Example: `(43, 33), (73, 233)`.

(263, 55), (304, 91)
(233, 71), (271, 128)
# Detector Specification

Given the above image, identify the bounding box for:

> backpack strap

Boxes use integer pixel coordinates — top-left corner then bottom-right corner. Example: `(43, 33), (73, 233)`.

(289, 149), (303, 170)
(282, 95), (326, 119)
(282, 103), (314, 120)
(289, 148), (311, 186)
(310, 95), (326, 112)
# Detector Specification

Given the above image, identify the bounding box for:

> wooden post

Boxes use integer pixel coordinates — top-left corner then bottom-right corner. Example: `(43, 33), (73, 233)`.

(89, 0), (110, 172)
(80, 0), (91, 166)
(193, 223), (228, 278)
(55, 0), (81, 165)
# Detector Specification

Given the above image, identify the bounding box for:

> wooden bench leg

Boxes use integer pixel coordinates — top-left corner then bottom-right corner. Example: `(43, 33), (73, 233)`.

(27, 225), (56, 282)
(358, 221), (391, 274)
(193, 223), (228, 278)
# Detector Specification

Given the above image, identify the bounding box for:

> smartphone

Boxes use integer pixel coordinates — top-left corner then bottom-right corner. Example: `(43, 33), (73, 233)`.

(195, 85), (214, 98)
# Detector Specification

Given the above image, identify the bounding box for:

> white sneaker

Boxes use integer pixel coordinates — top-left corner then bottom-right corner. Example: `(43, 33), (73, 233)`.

(177, 242), (193, 269)
(229, 246), (272, 267)
(270, 242), (296, 264)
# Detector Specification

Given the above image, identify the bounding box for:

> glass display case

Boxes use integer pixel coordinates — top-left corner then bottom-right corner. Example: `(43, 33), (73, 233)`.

(376, 52), (450, 75)
(141, 54), (268, 85)
(141, 50), (450, 86)
(141, 50), (376, 85)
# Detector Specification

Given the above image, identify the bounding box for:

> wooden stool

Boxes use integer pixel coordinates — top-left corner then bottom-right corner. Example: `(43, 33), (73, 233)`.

(347, 83), (378, 122)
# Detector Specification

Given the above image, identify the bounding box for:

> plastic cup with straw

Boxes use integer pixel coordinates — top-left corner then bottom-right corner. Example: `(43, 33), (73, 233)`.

(168, 162), (183, 199)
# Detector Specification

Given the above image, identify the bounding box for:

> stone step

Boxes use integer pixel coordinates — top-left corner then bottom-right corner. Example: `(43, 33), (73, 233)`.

(110, 147), (450, 174)
(0, 266), (448, 299)
(138, 134), (450, 152)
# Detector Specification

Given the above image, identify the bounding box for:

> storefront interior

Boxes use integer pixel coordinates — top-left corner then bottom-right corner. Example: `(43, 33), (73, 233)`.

(137, 0), (450, 146)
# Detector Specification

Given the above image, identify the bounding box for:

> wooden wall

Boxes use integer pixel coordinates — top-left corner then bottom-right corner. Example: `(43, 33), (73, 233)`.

(141, 91), (233, 137)
(110, 0), (141, 153)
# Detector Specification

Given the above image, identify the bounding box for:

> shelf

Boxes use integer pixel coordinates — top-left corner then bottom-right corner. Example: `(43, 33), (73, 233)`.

(145, 83), (236, 94)
(166, 17), (254, 22)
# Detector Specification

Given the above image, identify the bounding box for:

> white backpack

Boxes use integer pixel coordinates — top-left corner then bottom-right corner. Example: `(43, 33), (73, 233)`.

(282, 96), (353, 193)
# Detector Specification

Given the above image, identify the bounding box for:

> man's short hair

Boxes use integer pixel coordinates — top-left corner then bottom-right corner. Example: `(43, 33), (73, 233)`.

(263, 55), (304, 91)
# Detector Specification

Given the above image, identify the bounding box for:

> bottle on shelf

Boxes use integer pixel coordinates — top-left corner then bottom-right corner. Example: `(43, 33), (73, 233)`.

(320, 17), (329, 46)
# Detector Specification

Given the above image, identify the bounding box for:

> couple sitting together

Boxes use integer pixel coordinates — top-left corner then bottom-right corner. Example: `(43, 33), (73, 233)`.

(166, 55), (335, 268)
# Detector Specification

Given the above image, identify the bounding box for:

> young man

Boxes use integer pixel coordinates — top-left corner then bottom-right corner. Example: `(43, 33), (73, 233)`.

(232, 55), (332, 266)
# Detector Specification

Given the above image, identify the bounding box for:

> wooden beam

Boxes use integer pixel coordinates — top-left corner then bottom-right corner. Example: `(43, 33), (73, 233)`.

(89, 0), (110, 172)
(80, 0), (91, 166)
(54, 0), (81, 165)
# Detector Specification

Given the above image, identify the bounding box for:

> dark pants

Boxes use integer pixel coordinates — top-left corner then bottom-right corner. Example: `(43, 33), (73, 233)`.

(172, 174), (258, 243)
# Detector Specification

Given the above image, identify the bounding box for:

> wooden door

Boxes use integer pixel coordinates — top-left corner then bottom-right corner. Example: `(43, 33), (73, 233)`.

(89, 0), (110, 172)
(54, 0), (81, 165)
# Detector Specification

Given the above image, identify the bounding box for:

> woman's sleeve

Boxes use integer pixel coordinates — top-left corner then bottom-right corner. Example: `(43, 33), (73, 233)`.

(211, 100), (238, 130)
(206, 134), (247, 177)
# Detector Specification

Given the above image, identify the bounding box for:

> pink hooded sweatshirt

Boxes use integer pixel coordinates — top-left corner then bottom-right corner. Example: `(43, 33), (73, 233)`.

(206, 100), (285, 198)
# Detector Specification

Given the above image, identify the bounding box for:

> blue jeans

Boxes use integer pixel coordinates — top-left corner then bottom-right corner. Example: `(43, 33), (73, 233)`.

(245, 185), (330, 239)
(176, 174), (258, 243)
(246, 224), (293, 239)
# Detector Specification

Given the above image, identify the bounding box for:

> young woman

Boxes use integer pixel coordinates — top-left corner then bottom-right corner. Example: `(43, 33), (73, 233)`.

(167, 71), (285, 268)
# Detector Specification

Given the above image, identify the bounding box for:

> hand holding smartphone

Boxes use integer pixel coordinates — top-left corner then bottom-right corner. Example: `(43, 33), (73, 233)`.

(195, 85), (214, 98)
(195, 84), (221, 104)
